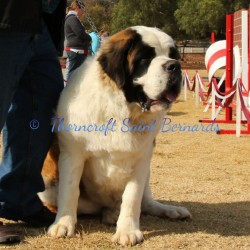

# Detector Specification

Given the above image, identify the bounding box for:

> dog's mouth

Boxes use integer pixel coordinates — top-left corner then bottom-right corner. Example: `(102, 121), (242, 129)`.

(138, 88), (179, 112)
(147, 91), (178, 106)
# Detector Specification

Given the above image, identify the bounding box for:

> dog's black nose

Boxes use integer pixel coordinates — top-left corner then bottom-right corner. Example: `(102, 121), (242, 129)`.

(162, 60), (181, 72)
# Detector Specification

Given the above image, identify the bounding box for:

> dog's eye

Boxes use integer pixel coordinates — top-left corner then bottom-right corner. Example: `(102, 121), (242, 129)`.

(138, 58), (151, 65)
(133, 58), (153, 77)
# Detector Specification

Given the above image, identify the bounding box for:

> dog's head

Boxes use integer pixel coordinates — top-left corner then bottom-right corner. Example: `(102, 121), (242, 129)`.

(97, 26), (182, 112)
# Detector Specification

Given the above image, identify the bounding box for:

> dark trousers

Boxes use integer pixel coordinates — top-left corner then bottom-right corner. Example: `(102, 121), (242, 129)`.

(65, 50), (87, 82)
(0, 22), (64, 219)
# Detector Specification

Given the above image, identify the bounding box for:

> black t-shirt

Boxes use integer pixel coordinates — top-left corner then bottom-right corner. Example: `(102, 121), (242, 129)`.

(0, 0), (42, 33)
(0, 0), (66, 56)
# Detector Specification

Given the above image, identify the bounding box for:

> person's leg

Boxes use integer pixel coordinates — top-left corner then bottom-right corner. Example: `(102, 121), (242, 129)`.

(0, 29), (35, 245)
(64, 57), (69, 85)
(66, 51), (87, 81)
(0, 32), (34, 130)
(0, 22), (64, 222)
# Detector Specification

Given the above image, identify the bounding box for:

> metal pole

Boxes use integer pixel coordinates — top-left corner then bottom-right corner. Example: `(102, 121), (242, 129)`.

(225, 14), (233, 122)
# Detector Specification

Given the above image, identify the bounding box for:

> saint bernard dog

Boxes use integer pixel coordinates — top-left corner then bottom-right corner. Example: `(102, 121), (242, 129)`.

(40, 26), (191, 246)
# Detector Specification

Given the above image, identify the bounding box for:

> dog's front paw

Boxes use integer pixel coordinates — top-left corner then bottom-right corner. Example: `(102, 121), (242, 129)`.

(48, 216), (75, 237)
(112, 229), (144, 246)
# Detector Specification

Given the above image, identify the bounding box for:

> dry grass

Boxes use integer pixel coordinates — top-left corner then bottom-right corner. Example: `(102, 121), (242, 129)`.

(0, 70), (250, 249)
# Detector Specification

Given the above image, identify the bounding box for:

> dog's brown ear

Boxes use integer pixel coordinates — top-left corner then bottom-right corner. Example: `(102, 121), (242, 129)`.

(97, 29), (136, 88)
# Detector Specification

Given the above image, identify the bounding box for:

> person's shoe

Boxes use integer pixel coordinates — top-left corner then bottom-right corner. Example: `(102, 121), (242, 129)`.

(21, 206), (56, 227)
(0, 222), (23, 244)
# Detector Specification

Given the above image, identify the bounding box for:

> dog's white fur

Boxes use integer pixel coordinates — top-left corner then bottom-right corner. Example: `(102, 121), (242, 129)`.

(45, 26), (191, 246)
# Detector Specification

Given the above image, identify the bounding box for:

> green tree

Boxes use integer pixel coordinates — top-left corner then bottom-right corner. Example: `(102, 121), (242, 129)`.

(76, 0), (116, 33)
(110, 0), (138, 32)
(221, 0), (249, 13)
(110, 0), (181, 37)
(175, 0), (225, 39)
(75, 0), (249, 41)
(235, 0), (249, 10)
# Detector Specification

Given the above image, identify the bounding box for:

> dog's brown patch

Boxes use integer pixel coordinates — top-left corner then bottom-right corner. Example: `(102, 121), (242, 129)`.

(41, 137), (59, 212)
(97, 28), (138, 88)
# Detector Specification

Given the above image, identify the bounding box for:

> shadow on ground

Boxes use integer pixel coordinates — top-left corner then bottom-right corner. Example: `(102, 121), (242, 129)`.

(141, 200), (250, 239)
(2, 200), (249, 240)
(76, 200), (250, 239)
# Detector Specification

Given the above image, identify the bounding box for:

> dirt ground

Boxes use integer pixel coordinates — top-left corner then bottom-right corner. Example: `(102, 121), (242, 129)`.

(0, 70), (250, 249)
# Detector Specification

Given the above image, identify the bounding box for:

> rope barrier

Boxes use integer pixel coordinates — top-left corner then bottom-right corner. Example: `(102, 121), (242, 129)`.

(238, 79), (250, 122)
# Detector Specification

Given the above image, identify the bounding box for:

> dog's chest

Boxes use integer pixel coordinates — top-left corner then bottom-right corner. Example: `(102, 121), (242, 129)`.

(81, 152), (139, 206)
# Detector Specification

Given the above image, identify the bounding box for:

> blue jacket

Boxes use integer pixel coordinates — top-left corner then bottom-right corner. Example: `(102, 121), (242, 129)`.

(89, 32), (100, 55)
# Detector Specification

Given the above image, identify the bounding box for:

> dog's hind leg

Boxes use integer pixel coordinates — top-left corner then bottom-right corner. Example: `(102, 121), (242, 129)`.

(141, 180), (192, 220)
(77, 197), (101, 215)
(101, 207), (120, 225)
